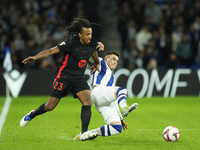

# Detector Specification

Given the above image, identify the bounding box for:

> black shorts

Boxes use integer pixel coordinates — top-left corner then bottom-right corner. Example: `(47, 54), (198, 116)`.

(49, 76), (90, 99)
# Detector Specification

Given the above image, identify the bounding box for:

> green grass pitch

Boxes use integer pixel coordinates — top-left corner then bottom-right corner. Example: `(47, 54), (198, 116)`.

(0, 96), (199, 150)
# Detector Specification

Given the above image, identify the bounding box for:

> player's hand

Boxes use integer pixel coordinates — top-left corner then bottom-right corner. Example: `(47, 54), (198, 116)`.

(90, 63), (100, 75)
(22, 56), (36, 64)
(97, 42), (104, 51)
(121, 120), (128, 130)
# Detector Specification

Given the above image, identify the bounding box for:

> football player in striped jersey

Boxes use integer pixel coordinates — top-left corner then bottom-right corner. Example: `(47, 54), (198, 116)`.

(90, 51), (138, 137)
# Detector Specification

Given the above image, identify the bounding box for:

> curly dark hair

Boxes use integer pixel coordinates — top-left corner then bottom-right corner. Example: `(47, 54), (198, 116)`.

(65, 18), (101, 38)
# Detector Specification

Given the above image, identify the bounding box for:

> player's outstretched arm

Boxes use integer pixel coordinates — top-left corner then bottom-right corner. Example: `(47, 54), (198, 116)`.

(22, 46), (60, 64)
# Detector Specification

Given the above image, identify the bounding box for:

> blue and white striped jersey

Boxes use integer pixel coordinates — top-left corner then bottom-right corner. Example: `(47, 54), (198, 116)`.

(92, 57), (115, 86)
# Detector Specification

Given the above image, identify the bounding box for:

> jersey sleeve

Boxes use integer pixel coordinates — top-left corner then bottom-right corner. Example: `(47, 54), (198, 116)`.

(57, 38), (74, 53)
(98, 57), (103, 72)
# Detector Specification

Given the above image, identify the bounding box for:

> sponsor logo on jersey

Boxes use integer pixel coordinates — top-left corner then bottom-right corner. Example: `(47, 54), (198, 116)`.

(82, 50), (87, 55)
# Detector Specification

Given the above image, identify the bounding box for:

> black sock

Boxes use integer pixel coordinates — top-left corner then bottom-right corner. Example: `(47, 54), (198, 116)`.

(81, 106), (91, 133)
(29, 103), (47, 119)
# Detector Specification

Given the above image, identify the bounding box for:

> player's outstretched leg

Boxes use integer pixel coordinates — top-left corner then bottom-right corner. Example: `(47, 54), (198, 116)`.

(90, 124), (122, 137)
(20, 110), (34, 127)
(117, 87), (128, 109)
(116, 87), (138, 118)
(122, 103), (138, 118)
(20, 103), (47, 127)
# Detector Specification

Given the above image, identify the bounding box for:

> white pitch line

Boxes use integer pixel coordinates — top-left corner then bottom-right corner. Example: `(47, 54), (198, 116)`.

(0, 96), (12, 135)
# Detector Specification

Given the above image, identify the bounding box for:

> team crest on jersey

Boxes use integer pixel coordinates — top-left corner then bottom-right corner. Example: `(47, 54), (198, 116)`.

(78, 59), (86, 68)
(60, 42), (66, 45)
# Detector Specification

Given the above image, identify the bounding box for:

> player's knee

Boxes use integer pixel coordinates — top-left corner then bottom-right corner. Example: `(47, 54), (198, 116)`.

(117, 87), (127, 96)
(77, 91), (92, 105)
(80, 95), (92, 105)
(111, 124), (122, 133)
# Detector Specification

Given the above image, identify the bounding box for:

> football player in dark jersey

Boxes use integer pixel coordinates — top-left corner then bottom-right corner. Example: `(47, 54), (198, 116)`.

(20, 18), (104, 141)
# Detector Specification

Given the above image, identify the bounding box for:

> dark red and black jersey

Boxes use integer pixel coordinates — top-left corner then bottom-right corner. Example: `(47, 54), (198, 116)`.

(55, 36), (98, 78)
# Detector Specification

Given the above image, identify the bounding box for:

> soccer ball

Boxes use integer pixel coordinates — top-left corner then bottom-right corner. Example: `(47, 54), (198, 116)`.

(163, 126), (180, 142)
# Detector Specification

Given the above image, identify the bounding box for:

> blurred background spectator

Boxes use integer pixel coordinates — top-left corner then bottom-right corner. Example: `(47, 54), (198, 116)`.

(117, 0), (200, 70)
(165, 52), (178, 69)
(1, 0), (200, 71)
(0, 0), (101, 70)
(175, 33), (193, 67)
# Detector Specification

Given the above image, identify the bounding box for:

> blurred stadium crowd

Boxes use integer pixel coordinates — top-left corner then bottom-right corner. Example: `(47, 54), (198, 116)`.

(0, 0), (100, 70)
(117, 0), (200, 70)
(1, 0), (200, 71)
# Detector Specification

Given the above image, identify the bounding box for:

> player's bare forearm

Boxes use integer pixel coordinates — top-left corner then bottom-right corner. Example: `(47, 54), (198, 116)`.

(90, 51), (100, 74)
(22, 46), (60, 64)
(34, 46), (60, 60)
(92, 51), (100, 65)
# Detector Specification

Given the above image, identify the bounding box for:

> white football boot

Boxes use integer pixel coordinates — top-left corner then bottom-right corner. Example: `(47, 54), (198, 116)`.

(20, 110), (34, 127)
(73, 130), (98, 141)
(80, 130), (98, 141)
(122, 103), (138, 118)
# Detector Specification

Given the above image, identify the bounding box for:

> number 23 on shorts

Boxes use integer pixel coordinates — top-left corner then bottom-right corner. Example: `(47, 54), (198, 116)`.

(52, 79), (63, 91)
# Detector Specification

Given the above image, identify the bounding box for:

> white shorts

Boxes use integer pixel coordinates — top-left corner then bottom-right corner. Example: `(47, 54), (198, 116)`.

(91, 86), (118, 107)
(91, 86), (121, 124)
